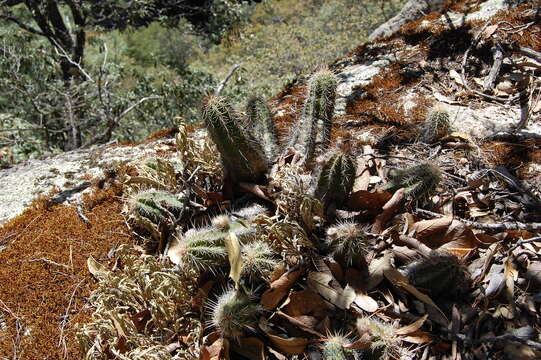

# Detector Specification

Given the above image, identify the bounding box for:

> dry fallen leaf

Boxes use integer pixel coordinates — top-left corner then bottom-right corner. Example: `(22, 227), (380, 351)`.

(396, 314), (428, 335)
(354, 293), (379, 313)
(225, 232), (242, 287)
(366, 251), (393, 291)
(307, 272), (356, 309)
(266, 333), (310, 355)
(383, 267), (448, 325)
(261, 269), (303, 310)
(282, 289), (329, 316)
(347, 189), (392, 212)
(87, 256), (108, 280)
(409, 217), (452, 243)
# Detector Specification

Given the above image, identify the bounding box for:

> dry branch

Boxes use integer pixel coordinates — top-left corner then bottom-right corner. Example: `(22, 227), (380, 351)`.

(414, 209), (541, 232)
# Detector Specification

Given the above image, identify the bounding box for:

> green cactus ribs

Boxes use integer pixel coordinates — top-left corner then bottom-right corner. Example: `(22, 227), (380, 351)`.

(420, 104), (451, 143)
(202, 95), (268, 184)
(315, 150), (356, 210)
(208, 287), (261, 340)
(384, 162), (441, 201)
(286, 69), (338, 168)
(246, 96), (279, 163)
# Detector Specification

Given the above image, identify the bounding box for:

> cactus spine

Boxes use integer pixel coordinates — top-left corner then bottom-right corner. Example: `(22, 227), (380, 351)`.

(203, 96), (268, 183)
(384, 162), (441, 201)
(209, 287), (261, 339)
(128, 189), (186, 224)
(402, 250), (468, 298)
(420, 104), (451, 143)
(168, 214), (256, 270)
(246, 96), (279, 162)
(326, 222), (368, 266)
(322, 333), (351, 360)
(357, 316), (402, 359)
(241, 240), (278, 281)
(315, 151), (356, 208)
(287, 69), (338, 167)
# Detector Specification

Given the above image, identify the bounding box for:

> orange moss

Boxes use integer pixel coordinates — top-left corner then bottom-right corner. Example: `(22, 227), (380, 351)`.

(488, 4), (541, 51)
(344, 64), (424, 129)
(270, 84), (307, 143)
(0, 177), (135, 359)
(443, 0), (481, 13)
(142, 127), (178, 143)
(482, 139), (541, 173)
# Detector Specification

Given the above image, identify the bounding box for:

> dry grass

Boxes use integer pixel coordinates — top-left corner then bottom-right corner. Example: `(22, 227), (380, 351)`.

(0, 178), (135, 359)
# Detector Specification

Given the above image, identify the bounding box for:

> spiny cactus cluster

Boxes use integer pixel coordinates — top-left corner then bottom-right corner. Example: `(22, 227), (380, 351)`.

(384, 162), (441, 201)
(357, 316), (402, 360)
(402, 250), (468, 298)
(202, 95), (269, 183)
(325, 222), (369, 266)
(322, 333), (353, 360)
(420, 104), (451, 143)
(208, 287), (261, 339)
(202, 69), (356, 217)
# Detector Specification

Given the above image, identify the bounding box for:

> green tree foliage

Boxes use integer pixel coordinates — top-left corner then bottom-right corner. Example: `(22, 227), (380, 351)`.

(193, 0), (405, 102)
(0, 0), (253, 153)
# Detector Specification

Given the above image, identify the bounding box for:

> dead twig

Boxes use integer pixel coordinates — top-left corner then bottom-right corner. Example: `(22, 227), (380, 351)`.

(28, 258), (70, 270)
(508, 235), (541, 253)
(214, 63), (241, 96)
(414, 208), (541, 232)
(483, 44), (504, 92)
(58, 279), (85, 359)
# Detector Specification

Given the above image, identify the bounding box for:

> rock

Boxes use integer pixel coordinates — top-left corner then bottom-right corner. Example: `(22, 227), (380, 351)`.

(368, 0), (446, 42)
(0, 139), (175, 224)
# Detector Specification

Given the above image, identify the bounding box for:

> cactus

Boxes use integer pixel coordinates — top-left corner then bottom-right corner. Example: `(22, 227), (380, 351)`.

(168, 212), (258, 270)
(287, 69), (338, 167)
(202, 95), (268, 183)
(325, 222), (369, 266)
(384, 162), (441, 201)
(357, 316), (402, 360)
(322, 333), (352, 360)
(208, 287), (261, 339)
(315, 151), (356, 209)
(246, 96), (279, 162)
(127, 189), (186, 225)
(420, 105), (451, 143)
(402, 250), (468, 298)
(241, 240), (279, 281)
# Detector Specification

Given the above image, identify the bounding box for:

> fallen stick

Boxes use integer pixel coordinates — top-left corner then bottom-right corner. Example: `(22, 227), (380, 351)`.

(414, 209), (541, 232)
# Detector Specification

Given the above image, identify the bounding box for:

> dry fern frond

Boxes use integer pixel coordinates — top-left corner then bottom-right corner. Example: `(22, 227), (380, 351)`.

(77, 245), (200, 359)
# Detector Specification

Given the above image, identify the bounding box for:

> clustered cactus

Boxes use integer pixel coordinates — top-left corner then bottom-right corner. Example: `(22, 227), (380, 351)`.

(208, 287), (261, 339)
(322, 332), (353, 360)
(420, 104), (451, 143)
(357, 316), (403, 360)
(402, 250), (468, 299)
(111, 67), (448, 359)
(384, 162), (441, 201)
(325, 221), (369, 266)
